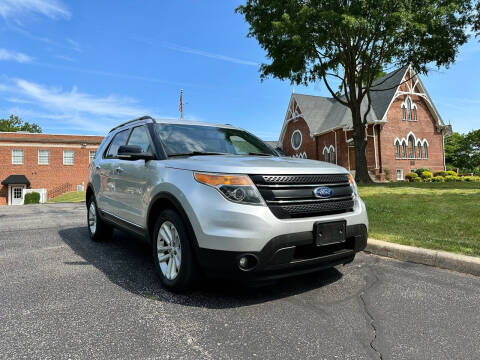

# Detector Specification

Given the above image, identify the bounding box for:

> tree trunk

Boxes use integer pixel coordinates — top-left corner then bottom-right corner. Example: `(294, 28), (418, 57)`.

(351, 106), (372, 184)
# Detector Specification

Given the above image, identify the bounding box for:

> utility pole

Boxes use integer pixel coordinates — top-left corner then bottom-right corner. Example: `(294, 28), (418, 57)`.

(179, 89), (184, 121)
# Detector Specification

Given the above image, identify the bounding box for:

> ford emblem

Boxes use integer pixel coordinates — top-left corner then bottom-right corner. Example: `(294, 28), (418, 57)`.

(313, 187), (333, 198)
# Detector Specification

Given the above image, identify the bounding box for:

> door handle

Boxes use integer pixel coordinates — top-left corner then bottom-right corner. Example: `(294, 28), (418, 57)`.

(115, 167), (124, 174)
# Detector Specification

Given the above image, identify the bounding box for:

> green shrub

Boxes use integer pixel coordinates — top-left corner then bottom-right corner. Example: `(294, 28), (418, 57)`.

(24, 192), (40, 204)
(415, 168), (430, 177)
(421, 171), (433, 180)
(405, 172), (419, 182)
(445, 170), (458, 177)
(412, 176), (422, 182)
(384, 168), (391, 181)
(463, 176), (480, 182)
(444, 175), (458, 182)
(432, 176), (444, 182)
(433, 170), (447, 177)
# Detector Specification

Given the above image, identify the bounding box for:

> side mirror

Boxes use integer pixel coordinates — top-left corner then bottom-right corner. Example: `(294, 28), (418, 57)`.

(117, 145), (154, 161)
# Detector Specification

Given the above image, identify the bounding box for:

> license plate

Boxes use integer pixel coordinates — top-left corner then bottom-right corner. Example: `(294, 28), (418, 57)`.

(314, 221), (346, 246)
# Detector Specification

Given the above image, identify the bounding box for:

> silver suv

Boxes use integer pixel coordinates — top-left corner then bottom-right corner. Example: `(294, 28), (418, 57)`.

(87, 116), (368, 291)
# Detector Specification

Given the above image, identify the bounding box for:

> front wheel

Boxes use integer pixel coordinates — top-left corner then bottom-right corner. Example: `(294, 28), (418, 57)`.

(152, 209), (198, 292)
(87, 196), (112, 242)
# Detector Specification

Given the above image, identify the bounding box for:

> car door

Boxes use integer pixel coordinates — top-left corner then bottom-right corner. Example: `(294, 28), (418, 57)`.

(113, 125), (155, 226)
(97, 129), (130, 215)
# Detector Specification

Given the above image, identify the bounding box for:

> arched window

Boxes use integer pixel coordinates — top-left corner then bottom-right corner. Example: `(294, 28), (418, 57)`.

(323, 147), (329, 162)
(408, 135), (415, 159)
(402, 105), (407, 121)
(395, 140), (401, 158)
(407, 97), (412, 121)
(413, 106), (417, 121)
(423, 142), (428, 159)
(401, 141), (407, 158)
(417, 141), (422, 158)
(329, 148), (335, 163)
(291, 130), (302, 150)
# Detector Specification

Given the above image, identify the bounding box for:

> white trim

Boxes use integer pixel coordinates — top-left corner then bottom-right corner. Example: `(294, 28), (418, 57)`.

(334, 131), (338, 164)
(373, 125), (378, 169)
(38, 149), (50, 165)
(0, 142), (98, 149)
(396, 169), (404, 181)
(11, 148), (24, 164)
(291, 129), (303, 151)
(63, 150), (75, 165)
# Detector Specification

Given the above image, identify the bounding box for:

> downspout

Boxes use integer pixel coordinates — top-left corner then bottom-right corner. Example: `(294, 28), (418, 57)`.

(345, 130), (350, 171)
(334, 130), (338, 164)
(373, 124), (378, 169)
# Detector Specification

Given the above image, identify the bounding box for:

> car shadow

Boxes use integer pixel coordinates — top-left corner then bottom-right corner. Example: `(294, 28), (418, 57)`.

(58, 226), (344, 309)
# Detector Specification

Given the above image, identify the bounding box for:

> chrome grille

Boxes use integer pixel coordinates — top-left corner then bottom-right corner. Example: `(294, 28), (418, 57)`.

(250, 174), (354, 219)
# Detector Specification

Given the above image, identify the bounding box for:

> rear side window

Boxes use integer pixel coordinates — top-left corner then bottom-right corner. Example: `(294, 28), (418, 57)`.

(105, 129), (129, 158)
(127, 126), (152, 153)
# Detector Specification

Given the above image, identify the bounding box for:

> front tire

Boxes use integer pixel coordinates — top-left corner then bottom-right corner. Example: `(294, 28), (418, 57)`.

(87, 196), (113, 242)
(152, 209), (198, 292)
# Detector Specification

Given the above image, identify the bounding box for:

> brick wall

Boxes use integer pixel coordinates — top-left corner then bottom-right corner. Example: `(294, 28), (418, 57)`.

(380, 82), (445, 179)
(0, 133), (103, 205)
(282, 117), (317, 159)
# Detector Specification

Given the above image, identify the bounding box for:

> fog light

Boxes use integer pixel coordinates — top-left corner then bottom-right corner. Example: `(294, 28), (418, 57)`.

(239, 256), (248, 269)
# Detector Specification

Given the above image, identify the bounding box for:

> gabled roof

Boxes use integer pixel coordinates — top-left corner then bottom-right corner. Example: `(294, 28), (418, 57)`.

(370, 65), (409, 121)
(2, 175), (30, 186)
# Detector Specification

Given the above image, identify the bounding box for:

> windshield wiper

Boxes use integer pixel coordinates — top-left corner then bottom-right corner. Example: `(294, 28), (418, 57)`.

(247, 152), (274, 157)
(167, 151), (226, 157)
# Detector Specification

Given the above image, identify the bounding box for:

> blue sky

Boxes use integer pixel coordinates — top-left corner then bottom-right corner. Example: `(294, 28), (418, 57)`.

(0, 0), (479, 139)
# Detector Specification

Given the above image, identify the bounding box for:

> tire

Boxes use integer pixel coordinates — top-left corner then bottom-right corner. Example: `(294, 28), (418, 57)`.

(87, 195), (113, 242)
(152, 208), (198, 292)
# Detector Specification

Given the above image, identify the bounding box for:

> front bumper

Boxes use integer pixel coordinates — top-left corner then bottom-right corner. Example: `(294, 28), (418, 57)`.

(196, 224), (367, 282)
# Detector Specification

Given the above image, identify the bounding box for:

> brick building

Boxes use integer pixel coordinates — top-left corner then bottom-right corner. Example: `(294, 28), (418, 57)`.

(277, 66), (452, 181)
(0, 132), (103, 205)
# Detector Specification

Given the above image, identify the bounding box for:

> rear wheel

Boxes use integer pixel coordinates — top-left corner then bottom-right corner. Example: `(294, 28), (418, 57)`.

(87, 196), (113, 242)
(152, 209), (198, 292)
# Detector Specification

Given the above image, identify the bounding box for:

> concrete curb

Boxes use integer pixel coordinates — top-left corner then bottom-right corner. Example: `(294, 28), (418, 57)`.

(364, 239), (480, 277)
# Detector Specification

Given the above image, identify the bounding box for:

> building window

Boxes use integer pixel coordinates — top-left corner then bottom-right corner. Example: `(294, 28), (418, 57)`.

(407, 97), (412, 121)
(401, 141), (407, 159)
(63, 150), (74, 165)
(402, 105), (407, 121)
(396, 169), (404, 180)
(417, 141), (422, 158)
(12, 149), (24, 164)
(423, 142), (428, 159)
(413, 106), (417, 121)
(395, 140), (401, 158)
(291, 130), (302, 150)
(89, 150), (96, 163)
(38, 149), (50, 165)
(408, 135), (415, 159)
(329, 148), (335, 163)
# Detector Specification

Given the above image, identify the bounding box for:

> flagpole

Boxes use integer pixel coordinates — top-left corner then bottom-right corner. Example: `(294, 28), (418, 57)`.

(179, 89), (184, 120)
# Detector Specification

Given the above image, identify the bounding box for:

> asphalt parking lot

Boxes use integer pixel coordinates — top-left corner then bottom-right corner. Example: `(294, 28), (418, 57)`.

(1, 203), (479, 359)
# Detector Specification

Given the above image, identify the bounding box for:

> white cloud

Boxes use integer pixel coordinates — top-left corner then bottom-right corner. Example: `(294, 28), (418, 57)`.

(163, 42), (259, 67)
(0, 48), (33, 63)
(0, 78), (155, 133)
(0, 0), (70, 20)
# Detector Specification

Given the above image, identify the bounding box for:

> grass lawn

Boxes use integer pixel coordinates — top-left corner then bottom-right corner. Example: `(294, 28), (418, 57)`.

(359, 182), (480, 257)
(48, 191), (85, 203)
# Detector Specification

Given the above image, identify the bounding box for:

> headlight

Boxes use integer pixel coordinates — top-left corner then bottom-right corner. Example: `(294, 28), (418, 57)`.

(194, 172), (265, 205)
(348, 173), (358, 198)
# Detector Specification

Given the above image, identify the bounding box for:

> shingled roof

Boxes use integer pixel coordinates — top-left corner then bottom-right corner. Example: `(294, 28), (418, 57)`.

(289, 66), (409, 135)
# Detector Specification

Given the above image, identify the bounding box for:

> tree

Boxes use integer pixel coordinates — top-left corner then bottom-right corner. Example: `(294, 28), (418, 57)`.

(0, 115), (42, 133)
(445, 130), (480, 171)
(236, 0), (471, 183)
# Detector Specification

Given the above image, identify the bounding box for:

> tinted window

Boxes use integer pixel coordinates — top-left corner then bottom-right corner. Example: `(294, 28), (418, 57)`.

(127, 126), (151, 153)
(155, 124), (276, 156)
(105, 129), (129, 158)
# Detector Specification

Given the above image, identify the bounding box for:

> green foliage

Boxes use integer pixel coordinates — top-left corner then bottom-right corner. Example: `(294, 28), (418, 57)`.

(445, 170), (458, 177)
(463, 176), (480, 182)
(420, 171), (433, 179)
(384, 168), (391, 181)
(432, 176), (444, 182)
(0, 115), (42, 133)
(415, 168), (430, 177)
(444, 175), (459, 182)
(433, 170), (447, 177)
(24, 192), (40, 204)
(405, 172), (419, 182)
(445, 130), (480, 171)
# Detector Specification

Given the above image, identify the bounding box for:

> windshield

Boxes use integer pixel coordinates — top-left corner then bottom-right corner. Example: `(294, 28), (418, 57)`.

(155, 124), (277, 157)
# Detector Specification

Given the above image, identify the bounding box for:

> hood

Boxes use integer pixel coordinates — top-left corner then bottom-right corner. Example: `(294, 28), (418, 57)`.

(163, 155), (348, 175)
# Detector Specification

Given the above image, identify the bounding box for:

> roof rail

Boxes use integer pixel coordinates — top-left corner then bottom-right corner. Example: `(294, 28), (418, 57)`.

(109, 115), (156, 133)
